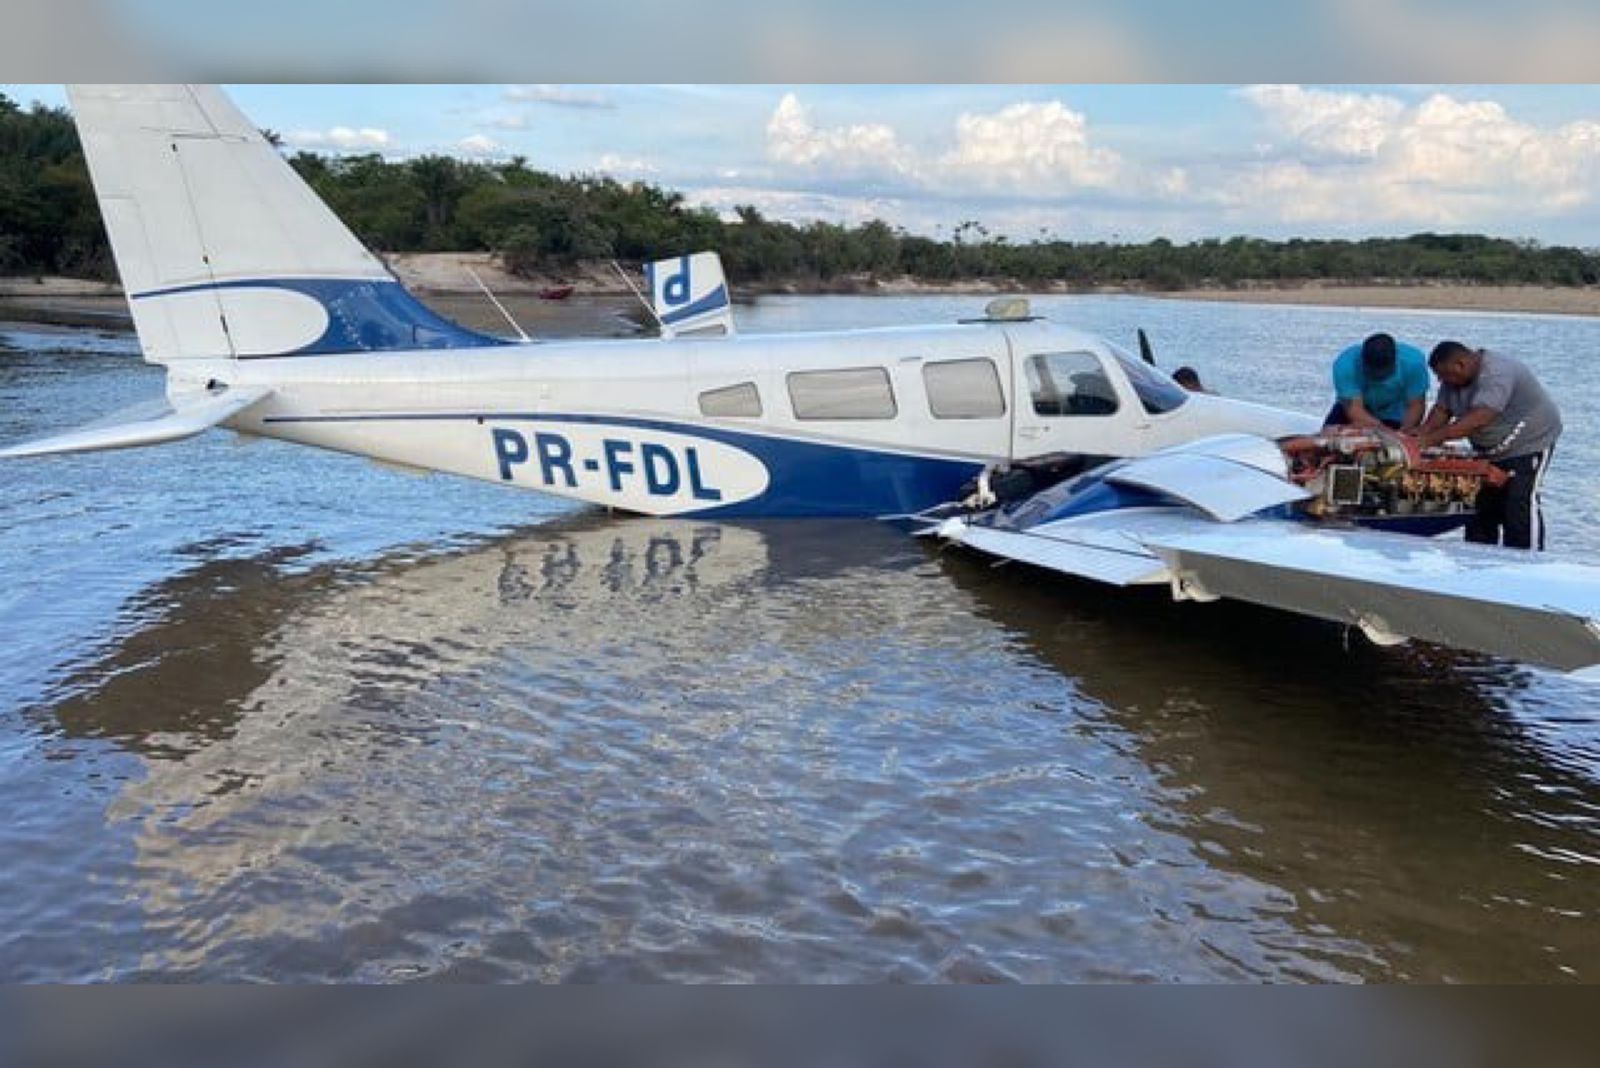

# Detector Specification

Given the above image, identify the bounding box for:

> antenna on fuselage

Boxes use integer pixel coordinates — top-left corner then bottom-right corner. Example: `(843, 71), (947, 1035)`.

(465, 265), (532, 343)
(1137, 328), (1157, 366)
(612, 260), (670, 337)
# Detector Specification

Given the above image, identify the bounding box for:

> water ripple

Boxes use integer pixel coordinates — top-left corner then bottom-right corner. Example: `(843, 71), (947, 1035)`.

(3, 301), (1600, 981)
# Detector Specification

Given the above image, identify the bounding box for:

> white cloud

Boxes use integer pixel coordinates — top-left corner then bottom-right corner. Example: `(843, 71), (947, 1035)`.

(283, 126), (392, 152)
(504, 84), (614, 110)
(1237, 85), (1404, 158)
(595, 153), (659, 177)
(456, 134), (504, 157)
(765, 94), (912, 176)
(764, 93), (1146, 198)
(1224, 86), (1600, 227)
(937, 101), (1123, 191)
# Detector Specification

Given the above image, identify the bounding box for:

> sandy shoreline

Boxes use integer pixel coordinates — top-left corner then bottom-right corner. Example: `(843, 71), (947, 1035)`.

(1168, 283), (1600, 317)
(6, 263), (1600, 337)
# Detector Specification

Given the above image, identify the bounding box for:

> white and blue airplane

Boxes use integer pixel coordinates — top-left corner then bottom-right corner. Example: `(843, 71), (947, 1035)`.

(1, 85), (1312, 519)
(6, 85), (1600, 675)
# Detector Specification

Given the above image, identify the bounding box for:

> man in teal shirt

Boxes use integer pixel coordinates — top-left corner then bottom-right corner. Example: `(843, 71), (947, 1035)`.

(1325, 333), (1430, 431)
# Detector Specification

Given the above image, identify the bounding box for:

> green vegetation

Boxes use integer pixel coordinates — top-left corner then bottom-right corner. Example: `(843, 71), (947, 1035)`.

(0, 97), (112, 278)
(5, 92), (1600, 290)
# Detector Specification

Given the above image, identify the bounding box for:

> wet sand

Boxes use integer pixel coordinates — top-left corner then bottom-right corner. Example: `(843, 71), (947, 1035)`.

(1166, 283), (1600, 318)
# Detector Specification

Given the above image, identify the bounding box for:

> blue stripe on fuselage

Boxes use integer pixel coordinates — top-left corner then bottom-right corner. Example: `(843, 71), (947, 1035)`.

(260, 410), (986, 518)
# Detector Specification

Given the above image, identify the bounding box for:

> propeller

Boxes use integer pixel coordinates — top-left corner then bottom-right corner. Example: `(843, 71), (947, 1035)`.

(1137, 328), (1156, 366)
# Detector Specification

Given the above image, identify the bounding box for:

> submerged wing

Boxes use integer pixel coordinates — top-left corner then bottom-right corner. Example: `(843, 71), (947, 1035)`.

(1144, 520), (1600, 675)
(0, 386), (272, 458)
(943, 509), (1600, 676)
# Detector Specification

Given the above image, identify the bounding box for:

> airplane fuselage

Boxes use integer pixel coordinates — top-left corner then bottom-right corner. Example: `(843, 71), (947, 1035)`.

(192, 317), (1317, 518)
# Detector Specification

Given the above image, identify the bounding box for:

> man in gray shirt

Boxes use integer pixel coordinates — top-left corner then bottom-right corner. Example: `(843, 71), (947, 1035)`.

(1417, 341), (1563, 550)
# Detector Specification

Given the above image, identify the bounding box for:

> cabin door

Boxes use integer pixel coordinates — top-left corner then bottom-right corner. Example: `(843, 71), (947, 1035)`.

(1008, 346), (1146, 461)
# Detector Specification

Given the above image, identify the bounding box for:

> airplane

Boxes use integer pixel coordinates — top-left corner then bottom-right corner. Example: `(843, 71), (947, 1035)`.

(0, 85), (1314, 520)
(5, 85), (1600, 677)
(929, 430), (1600, 676)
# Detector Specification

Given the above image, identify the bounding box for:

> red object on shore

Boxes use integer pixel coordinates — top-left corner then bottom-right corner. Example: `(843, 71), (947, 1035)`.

(538, 285), (575, 301)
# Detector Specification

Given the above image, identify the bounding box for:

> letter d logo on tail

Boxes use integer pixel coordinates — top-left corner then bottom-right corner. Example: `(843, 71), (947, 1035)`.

(647, 251), (736, 339)
(661, 256), (691, 307)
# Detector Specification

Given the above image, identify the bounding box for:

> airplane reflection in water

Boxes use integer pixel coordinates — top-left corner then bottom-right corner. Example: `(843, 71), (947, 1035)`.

(29, 517), (952, 978)
(28, 516), (1600, 981)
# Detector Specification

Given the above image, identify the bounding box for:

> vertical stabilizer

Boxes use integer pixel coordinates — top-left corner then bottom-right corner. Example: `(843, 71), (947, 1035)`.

(67, 85), (503, 362)
(645, 251), (736, 338)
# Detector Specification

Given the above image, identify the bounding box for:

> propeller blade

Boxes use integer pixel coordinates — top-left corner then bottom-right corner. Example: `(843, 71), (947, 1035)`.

(1137, 328), (1156, 366)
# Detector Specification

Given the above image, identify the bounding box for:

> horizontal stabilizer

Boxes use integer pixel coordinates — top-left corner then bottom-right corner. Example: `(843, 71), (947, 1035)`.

(0, 385), (272, 458)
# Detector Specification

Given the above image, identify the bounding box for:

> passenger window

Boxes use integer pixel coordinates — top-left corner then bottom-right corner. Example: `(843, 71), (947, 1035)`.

(1025, 352), (1120, 417)
(699, 382), (762, 418)
(788, 367), (897, 420)
(924, 358), (1005, 419)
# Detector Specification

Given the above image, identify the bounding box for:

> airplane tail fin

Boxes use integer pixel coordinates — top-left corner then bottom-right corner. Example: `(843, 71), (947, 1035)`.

(67, 85), (503, 364)
(645, 251), (736, 338)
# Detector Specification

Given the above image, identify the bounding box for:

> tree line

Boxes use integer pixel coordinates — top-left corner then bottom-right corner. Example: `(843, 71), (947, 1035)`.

(6, 93), (1600, 290)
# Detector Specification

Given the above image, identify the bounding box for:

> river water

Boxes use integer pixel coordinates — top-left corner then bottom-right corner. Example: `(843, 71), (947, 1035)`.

(1, 294), (1598, 982)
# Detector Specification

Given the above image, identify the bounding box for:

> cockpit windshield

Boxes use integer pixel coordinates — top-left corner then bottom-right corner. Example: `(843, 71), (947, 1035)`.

(1108, 344), (1190, 415)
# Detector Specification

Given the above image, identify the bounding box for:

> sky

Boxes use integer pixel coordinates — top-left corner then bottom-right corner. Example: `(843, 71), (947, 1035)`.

(10, 83), (1600, 247)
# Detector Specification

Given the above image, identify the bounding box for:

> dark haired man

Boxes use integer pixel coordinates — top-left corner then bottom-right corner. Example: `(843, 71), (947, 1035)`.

(1325, 332), (1429, 430)
(1417, 341), (1562, 551)
(1172, 366), (1206, 393)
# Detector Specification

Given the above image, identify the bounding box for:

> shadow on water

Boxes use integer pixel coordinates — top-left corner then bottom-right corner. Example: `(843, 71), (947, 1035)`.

(33, 543), (331, 759)
(933, 545), (1600, 981)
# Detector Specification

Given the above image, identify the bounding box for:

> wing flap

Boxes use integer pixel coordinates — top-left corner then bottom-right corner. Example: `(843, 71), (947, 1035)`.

(1146, 521), (1600, 673)
(944, 521), (1169, 586)
(0, 386), (272, 458)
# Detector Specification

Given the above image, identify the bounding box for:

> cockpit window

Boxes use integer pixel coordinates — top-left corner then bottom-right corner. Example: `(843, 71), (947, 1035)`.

(1108, 344), (1190, 415)
(1025, 352), (1120, 417)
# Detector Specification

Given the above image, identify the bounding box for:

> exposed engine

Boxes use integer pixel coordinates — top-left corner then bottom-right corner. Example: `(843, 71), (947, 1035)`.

(1279, 427), (1507, 521)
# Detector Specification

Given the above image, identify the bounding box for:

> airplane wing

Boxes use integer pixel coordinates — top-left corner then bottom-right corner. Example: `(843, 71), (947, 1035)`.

(0, 385), (272, 458)
(1144, 520), (1600, 674)
(941, 509), (1600, 675)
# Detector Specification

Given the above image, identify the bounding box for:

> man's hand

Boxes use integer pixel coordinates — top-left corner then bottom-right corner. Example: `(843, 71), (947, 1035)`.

(1414, 406), (1500, 452)
(1399, 396), (1425, 433)
(1341, 396), (1383, 430)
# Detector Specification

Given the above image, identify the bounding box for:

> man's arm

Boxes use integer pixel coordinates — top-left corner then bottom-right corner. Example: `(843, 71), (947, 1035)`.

(1415, 401), (1452, 437)
(1416, 405), (1500, 449)
(1399, 396), (1425, 433)
(1339, 396), (1384, 429)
